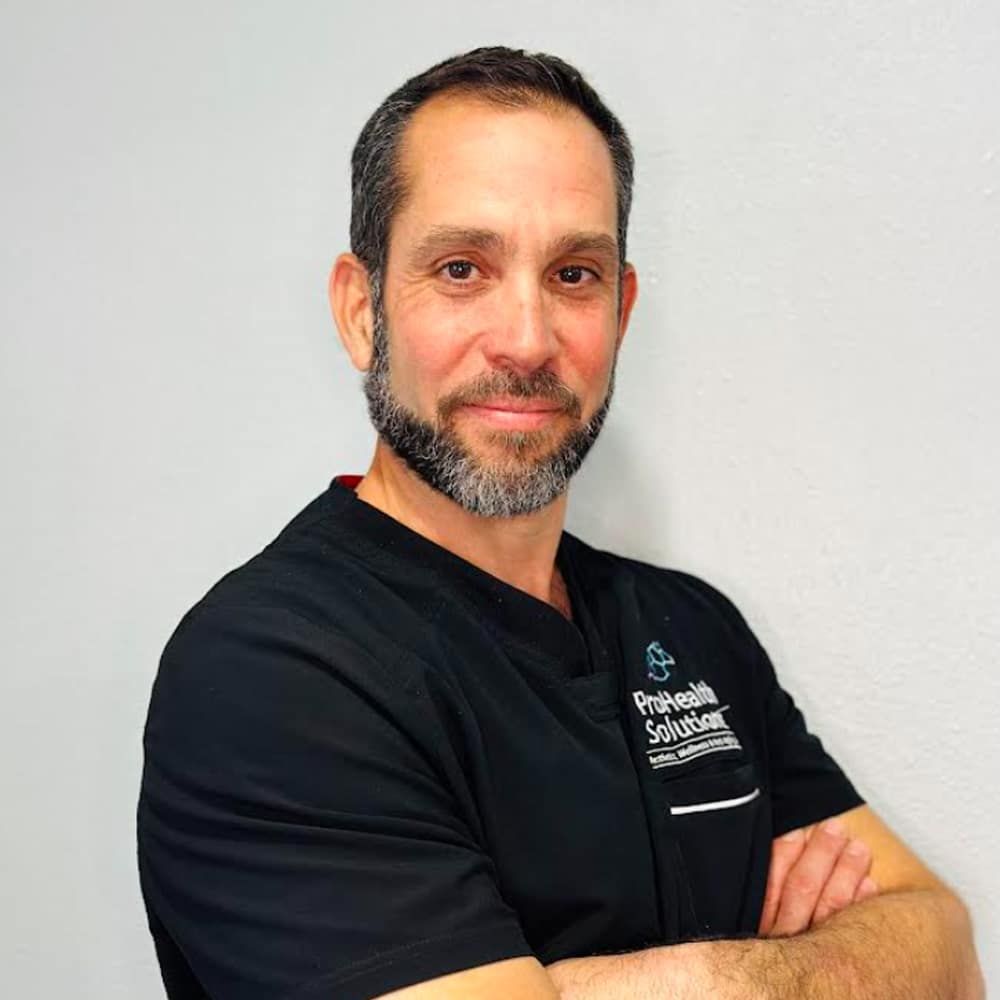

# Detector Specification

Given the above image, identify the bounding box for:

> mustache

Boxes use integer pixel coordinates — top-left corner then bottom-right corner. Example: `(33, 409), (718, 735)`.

(437, 370), (582, 422)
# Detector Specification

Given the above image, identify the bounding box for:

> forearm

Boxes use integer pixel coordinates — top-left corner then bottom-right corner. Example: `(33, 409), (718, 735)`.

(547, 889), (983, 1000)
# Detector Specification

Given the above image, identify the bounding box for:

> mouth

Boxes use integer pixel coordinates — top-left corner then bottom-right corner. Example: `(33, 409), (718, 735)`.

(460, 398), (565, 430)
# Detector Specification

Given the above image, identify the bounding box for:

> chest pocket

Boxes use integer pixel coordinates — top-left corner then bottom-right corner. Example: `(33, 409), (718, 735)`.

(659, 761), (771, 937)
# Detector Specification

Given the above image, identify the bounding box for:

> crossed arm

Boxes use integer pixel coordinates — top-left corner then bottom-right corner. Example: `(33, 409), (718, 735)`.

(547, 806), (985, 1000)
(377, 805), (984, 1000)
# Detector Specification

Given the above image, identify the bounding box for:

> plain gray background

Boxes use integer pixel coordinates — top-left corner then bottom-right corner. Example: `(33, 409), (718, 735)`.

(2, 1), (997, 995)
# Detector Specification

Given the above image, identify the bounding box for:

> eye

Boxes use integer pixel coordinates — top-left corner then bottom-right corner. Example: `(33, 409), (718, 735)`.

(556, 265), (597, 286)
(441, 260), (477, 281)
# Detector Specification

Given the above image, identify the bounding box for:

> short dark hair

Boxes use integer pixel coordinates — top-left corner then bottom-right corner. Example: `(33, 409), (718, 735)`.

(349, 46), (634, 299)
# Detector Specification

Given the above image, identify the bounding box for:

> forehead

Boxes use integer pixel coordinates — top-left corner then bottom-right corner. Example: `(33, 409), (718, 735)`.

(391, 92), (618, 250)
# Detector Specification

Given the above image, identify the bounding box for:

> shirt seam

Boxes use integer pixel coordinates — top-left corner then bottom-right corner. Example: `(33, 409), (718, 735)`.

(185, 598), (422, 681)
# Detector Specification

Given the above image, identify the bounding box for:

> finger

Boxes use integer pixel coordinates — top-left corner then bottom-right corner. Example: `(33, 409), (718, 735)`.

(759, 827), (808, 935)
(811, 837), (872, 926)
(854, 876), (879, 902)
(770, 818), (849, 937)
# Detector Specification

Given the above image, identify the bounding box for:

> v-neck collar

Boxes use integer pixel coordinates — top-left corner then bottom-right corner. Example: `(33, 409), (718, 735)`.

(324, 476), (603, 676)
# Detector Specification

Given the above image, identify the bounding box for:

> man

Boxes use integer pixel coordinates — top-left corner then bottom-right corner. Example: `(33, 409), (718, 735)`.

(138, 47), (983, 999)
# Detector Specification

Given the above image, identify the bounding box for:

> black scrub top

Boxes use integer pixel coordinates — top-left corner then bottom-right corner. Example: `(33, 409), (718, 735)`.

(138, 477), (863, 1000)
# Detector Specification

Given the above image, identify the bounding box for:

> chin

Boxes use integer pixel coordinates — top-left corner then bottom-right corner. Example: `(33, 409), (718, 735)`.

(471, 426), (572, 462)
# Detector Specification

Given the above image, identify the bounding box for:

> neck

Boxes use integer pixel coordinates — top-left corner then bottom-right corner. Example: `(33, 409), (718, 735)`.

(355, 440), (569, 610)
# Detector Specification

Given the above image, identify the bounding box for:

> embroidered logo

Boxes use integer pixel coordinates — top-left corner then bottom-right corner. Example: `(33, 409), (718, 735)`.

(630, 679), (743, 770)
(632, 643), (743, 769)
(645, 640), (675, 682)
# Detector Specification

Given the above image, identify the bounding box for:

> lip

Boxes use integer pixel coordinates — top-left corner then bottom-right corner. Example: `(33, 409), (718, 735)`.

(469, 398), (562, 413)
(461, 400), (563, 429)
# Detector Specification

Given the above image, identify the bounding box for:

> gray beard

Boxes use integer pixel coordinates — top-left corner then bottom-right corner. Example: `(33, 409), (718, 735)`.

(362, 306), (616, 518)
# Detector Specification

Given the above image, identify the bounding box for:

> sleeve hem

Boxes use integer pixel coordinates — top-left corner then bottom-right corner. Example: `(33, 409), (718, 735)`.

(772, 788), (866, 838)
(282, 921), (534, 1000)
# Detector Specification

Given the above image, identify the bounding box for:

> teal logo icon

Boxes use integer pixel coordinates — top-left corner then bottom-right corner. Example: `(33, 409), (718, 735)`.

(645, 641), (675, 682)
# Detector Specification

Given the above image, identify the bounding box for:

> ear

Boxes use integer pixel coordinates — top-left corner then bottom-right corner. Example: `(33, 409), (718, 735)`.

(615, 262), (639, 350)
(329, 252), (376, 371)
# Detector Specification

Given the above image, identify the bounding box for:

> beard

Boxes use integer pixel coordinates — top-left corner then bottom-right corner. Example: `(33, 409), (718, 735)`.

(362, 302), (616, 519)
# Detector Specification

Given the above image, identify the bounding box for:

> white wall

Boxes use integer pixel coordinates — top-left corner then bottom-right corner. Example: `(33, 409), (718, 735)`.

(2, 2), (997, 994)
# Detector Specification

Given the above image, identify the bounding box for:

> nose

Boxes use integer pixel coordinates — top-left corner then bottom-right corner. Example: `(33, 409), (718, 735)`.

(482, 275), (558, 374)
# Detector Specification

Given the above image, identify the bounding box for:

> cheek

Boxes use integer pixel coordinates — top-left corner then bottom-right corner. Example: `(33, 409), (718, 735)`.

(557, 309), (618, 383)
(564, 332), (619, 419)
(388, 301), (477, 405)
(572, 336), (615, 377)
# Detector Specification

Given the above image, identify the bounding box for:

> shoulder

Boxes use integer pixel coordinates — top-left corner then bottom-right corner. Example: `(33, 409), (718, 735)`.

(185, 487), (400, 632)
(165, 485), (443, 682)
(148, 490), (456, 766)
(145, 591), (454, 823)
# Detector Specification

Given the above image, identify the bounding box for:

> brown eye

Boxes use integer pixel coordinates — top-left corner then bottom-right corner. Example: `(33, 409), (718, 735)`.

(445, 260), (475, 280)
(558, 266), (589, 285)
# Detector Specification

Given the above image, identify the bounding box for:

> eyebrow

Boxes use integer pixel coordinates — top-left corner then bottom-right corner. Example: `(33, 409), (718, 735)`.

(407, 226), (619, 269)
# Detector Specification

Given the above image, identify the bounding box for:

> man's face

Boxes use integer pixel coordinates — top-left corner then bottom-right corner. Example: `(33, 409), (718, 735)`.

(365, 93), (634, 517)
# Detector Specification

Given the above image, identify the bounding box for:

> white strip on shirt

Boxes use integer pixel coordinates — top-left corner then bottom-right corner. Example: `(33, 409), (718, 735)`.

(669, 786), (761, 816)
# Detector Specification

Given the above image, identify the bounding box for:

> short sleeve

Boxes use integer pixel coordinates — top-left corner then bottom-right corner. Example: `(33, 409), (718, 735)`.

(138, 605), (532, 1000)
(753, 635), (865, 836)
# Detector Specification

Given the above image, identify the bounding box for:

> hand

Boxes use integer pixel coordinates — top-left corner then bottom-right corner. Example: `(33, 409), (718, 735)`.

(758, 818), (879, 937)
